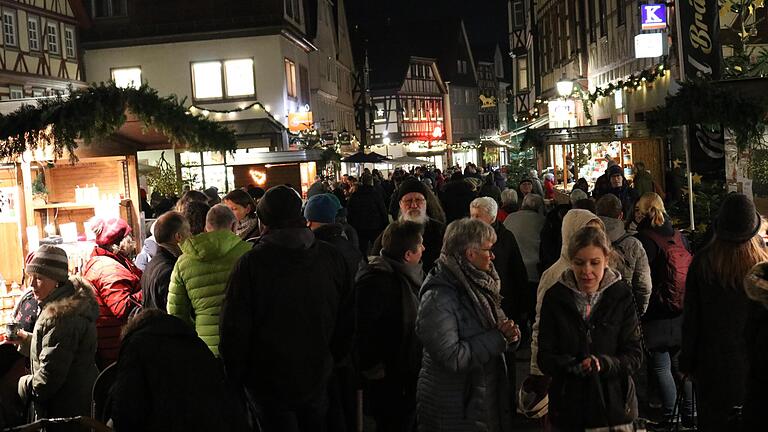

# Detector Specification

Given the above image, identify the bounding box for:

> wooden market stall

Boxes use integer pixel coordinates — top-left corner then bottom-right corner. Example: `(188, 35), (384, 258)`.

(525, 122), (666, 192)
(0, 84), (236, 315)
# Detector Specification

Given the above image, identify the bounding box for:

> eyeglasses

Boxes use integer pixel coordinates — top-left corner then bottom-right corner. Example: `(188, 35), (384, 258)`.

(401, 198), (426, 206)
(473, 247), (494, 255)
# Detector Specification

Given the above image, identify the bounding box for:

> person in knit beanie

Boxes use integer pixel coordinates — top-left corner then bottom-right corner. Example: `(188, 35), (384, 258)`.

(15, 245), (99, 428)
(82, 217), (143, 368)
(680, 193), (768, 430)
(256, 185), (305, 231)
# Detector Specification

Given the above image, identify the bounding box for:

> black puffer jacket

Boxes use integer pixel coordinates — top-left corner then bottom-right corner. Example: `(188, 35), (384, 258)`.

(108, 312), (245, 432)
(140, 245), (178, 312)
(439, 180), (476, 223)
(538, 272), (642, 430)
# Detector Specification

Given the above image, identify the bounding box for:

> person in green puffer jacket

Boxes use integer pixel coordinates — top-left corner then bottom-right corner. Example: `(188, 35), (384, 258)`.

(168, 204), (252, 356)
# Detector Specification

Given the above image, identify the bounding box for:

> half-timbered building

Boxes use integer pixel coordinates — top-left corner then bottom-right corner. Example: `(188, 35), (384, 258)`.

(0, 0), (86, 107)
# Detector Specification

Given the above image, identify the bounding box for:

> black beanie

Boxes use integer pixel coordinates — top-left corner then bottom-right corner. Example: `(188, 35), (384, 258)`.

(714, 193), (762, 243)
(257, 185), (304, 228)
(397, 178), (430, 203)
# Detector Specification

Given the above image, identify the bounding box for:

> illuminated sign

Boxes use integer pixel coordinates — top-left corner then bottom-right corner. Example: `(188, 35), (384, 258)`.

(288, 111), (313, 132)
(635, 33), (665, 58)
(640, 4), (666, 30)
(548, 100), (576, 126)
(249, 169), (267, 186)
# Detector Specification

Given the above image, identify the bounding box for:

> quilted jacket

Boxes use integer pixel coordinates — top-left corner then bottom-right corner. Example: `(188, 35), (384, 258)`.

(415, 264), (513, 432)
(167, 230), (251, 356)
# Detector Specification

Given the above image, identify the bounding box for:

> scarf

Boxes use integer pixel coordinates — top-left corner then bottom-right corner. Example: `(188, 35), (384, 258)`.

(235, 214), (260, 240)
(438, 252), (505, 328)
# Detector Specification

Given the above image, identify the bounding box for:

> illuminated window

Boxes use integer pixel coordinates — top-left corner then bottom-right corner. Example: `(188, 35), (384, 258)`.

(46, 22), (59, 54)
(224, 59), (255, 97)
(517, 57), (528, 91)
(112, 67), (142, 89)
(3, 11), (17, 47)
(27, 17), (40, 51)
(285, 58), (297, 98)
(192, 61), (224, 100)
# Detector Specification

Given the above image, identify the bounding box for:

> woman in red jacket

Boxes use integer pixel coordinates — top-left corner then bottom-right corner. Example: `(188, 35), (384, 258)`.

(82, 217), (142, 369)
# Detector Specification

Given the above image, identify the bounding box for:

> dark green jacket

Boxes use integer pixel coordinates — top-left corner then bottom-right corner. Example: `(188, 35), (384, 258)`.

(168, 230), (251, 356)
(18, 276), (99, 431)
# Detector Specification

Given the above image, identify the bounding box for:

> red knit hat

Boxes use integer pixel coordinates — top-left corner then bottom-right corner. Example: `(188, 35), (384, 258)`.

(89, 217), (132, 247)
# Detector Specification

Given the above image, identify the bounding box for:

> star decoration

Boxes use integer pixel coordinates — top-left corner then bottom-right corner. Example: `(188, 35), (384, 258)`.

(672, 159), (683, 169)
(692, 173), (703, 185)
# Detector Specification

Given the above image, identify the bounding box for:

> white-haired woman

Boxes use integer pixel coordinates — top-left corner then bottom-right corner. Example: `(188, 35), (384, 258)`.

(416, 218), (520, 432)
(497, 189), (518, 223)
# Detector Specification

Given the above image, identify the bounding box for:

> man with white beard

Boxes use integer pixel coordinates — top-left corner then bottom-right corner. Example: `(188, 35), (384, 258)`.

(371, 178), (445, 272)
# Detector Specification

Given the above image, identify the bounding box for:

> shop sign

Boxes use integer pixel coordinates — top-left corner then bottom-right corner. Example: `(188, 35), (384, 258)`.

(634, 33), (665, 58)
(548, 100), (576, 126)
(288, 111), (313, 132)
(640, 4), (666, 30)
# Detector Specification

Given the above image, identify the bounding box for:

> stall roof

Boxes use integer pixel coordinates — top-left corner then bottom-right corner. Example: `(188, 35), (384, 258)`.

(526, 122), (654, 145)
(226, 149), (323, 166)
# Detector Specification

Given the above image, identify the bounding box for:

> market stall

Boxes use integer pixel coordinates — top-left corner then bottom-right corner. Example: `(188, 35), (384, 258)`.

(525, 123), (665, 193)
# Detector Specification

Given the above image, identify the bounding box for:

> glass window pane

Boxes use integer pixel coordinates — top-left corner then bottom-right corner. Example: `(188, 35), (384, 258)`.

(180, 151), (201, 166)
(224, 58), (255, 97)
(192, 61), (223, 99)
(204, 166), (227, 194)
(112, 67), (141, 89)
(182, 167), (204, 190)
(202, 151), (225, 165)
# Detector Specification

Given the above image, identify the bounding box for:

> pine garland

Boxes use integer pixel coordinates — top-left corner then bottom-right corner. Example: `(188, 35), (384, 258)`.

(0, 83), (237, 161)
(646, 79), (768, 150)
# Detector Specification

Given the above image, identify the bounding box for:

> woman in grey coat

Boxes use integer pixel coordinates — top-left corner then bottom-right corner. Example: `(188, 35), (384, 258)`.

(13, 245), (99, 432)
(416, 218), (520, 432)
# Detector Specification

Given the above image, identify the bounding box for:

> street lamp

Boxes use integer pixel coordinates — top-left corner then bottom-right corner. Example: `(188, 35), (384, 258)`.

(556, 75), (574, 98)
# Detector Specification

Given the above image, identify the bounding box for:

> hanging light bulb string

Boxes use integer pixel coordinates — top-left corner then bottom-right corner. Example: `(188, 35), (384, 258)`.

(187, 101), (279, 123)
(515, 59), (670, 123)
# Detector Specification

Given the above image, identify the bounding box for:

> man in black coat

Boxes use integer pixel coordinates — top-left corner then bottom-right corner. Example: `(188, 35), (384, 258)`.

(356, 221), (425, 432)
(347, 173), (389, 256)
(371, 178), (445, 272)
(140, 211), (190, 312)
(220, 186), (354, 432)
(305, 194), (363, 276)
(439, 172), (477, 223)
(108, 309), (246, 432)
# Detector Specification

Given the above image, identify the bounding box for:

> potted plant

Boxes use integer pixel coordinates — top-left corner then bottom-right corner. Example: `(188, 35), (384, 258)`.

(31, 173), (48, 206)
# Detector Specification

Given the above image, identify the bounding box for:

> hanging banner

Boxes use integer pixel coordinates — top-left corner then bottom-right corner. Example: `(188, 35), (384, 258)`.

(676, 0), (724, 177)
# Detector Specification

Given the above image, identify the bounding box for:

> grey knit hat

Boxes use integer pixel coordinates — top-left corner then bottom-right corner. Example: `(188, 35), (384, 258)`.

(25, 245), (69, 283)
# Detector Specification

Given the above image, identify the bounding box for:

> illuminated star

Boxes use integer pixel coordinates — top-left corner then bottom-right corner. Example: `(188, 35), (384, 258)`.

(691, 173), (703, 185)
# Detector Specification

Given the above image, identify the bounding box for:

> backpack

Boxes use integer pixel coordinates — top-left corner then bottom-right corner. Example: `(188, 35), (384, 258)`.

(611, 233), (635, 281)
(643, 230), (692, 315)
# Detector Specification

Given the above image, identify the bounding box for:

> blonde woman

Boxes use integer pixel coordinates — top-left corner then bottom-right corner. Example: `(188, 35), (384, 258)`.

(680, 193), (768, 431)
(634, 192), (694, 427)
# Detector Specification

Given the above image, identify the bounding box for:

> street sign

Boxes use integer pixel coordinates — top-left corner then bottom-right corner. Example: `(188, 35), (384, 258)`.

(288, 111), (313, 132)
(640, 4), (666, 30)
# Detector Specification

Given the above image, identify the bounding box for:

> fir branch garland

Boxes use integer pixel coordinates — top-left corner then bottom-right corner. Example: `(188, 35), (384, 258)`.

(0, 82), (237, 161)
(646, 79), (768, 150)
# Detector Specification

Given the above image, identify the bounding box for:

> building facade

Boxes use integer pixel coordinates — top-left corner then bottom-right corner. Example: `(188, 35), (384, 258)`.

(308, 0), (356, 143)
(0, 0), (86, 109)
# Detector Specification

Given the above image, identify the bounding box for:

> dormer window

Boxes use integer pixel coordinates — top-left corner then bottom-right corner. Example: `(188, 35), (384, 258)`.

(90, 0), (127, 18)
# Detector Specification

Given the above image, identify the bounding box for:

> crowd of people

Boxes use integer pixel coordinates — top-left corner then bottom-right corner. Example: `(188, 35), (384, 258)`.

(0, 160), (766, 432)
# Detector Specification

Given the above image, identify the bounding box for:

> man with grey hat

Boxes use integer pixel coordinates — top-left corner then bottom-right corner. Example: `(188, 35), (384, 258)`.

(220, 185), (354, 432)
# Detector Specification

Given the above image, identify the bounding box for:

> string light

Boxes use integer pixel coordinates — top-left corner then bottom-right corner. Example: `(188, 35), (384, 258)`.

(187, 101), (280, 123)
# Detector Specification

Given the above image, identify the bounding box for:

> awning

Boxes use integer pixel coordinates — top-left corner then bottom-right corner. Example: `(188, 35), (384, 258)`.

(527, 122), (654, 145)
(226, 149), (323, 166)
(508, 115), (550, 138)
(390, 155), (431, 165)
